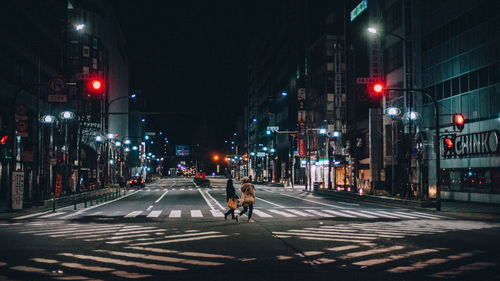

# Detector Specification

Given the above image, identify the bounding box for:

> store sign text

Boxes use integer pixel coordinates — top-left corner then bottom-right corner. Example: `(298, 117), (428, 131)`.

(442, 130), (499, 158)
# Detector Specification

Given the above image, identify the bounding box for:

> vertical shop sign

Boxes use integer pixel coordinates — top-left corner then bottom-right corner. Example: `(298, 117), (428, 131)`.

(12, 171), (24, 210)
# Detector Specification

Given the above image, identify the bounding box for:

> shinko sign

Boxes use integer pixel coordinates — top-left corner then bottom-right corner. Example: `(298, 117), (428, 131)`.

(442, 130), (500, 158)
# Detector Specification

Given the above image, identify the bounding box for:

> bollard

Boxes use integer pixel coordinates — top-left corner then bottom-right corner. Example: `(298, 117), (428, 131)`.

(84, 198), (87, 208)
(74, 196), (77, 210)
(90, 194), (93, 206)
(52, 197), (55, 213)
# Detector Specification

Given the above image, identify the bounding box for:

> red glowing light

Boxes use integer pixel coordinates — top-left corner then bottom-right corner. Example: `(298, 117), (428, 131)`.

(92, 80), (102, 90)
(455, 114), (464, 125)
(445, 138), (454, 148)
(0, 136), (7, 145)
(373, 83), (383, 93)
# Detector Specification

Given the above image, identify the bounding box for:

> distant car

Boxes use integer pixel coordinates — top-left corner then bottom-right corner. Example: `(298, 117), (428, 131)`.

(129, 176), (145, 188)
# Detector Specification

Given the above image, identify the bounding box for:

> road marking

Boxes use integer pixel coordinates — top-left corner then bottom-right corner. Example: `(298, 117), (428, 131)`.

(146, 205), (153, 211)
(337, 201), (360, 206)
(387, 252), (478, 273)
(429, 261), (496, 278)
(304, 209), (334, 217)
(12, 210), (52, 220)
(59, 253), (187, 271)
(340, 246), (405, 259)
(191, 210), (203, 217)
(325, 245), (360, 252)
(268, 209), (296, 217)
(125, 211), (143, 218)
(95, 250), (224, 266)
(339, 209), (377, 218)
(198, 189), (217, 210)
(377, 210), (416, 219)
(154, 190), (169, 203)
(38, 212), (66, 218)
(353, 249), (438, 267)
(169, 210), (181, 218)
(255, 197), (284, 208)
(205, 190), (225, 210)
(321, 209), (356, 218)
(147, 211), (162, 218)
(286, 209), (314, 216)
(210, 210), (224, 217)
(252, 209), (273, 218)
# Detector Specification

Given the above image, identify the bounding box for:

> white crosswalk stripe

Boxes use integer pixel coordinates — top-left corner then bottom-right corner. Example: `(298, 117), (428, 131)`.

(252, 209), (273, 218)
(210, 210), (224, 217)
(191, 210), (203, 217)
(124, 211), (142, 218)
(304, 209), (335, 217)
(268, 209), (296, 217)
(147, 210), (162, 218)
(169, 210), (181, 218)
(286, 209), (314, 217)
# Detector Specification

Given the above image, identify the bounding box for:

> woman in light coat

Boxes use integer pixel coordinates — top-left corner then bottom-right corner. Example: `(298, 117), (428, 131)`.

(236, 177), (255, 223)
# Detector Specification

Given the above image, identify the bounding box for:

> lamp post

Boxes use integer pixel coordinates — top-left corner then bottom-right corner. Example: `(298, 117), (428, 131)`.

(386, 106), (401, 195)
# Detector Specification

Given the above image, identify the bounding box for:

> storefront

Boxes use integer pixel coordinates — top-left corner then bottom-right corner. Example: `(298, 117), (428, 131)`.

(438, 121), (500, 203)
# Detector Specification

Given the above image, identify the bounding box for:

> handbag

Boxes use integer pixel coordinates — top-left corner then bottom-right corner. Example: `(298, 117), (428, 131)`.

(240, 194), (255, 205)
(227, 198), (238, 210)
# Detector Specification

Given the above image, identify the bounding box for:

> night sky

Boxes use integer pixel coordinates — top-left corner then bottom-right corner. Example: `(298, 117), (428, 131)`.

(111, 1), (256, 149)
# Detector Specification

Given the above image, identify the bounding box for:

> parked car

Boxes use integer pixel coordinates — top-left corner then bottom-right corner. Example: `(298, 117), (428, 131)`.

(129, 176), (145, 188)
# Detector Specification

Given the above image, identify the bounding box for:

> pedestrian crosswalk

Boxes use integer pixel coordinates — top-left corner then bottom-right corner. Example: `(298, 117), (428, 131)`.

(1, 219), (498, 280)
(13, 207), (448, 221)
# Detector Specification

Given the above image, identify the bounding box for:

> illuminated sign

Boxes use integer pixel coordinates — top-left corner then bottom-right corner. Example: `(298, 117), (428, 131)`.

(442, 130), (500, 158)
(350, 0), (368, 22)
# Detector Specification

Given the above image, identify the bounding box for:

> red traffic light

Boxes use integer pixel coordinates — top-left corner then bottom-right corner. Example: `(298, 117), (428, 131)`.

(92, 80), (102, 90)
(444, 137), (454, 148)
(373, 83), (384, 94)
(0, 136), (7, 145)
(454, 114), (465, 131)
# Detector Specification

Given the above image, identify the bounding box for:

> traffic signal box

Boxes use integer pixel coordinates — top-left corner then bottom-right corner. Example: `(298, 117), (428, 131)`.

(454, 113), (465, 132)
(79, 78), (105, 98)
(443, 134), (456, 156)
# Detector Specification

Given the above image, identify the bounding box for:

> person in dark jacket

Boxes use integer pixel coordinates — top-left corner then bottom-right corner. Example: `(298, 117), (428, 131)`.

(224, 178), (239, 220)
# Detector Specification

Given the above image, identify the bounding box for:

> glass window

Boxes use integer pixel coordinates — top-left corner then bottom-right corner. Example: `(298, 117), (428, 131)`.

(436, 83), (443, 100)
(469, 70), (479, 91)
(479, 67), (489, 88)
(460, 73), (468, 93)
(478, 88), (489, 119)
(443, 80), (451, 98)
(489, 62), (499, 84)
(452, 77), (459, 95)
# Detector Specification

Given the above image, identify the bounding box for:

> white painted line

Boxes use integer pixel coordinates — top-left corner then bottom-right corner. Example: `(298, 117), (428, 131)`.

(96, 250), (223, 266)
(339, 209), (377, 218)
(268, 209), (296, 217)
(321, 209), (356, 218)
(405, 212), (440, 219)
(169, 210), (181, 218)
(132, 234), (228, 246)
(286, 209), (313, 217)
(61, 190), (139, 219)
(378, 211), (417, 219)
(336, 201), (360, 206)
(146, 205), (153, 211)
(358, 210), (396, 219)
(124, 211), (143, 218)
(191, 210), (203, 218)
(387, 252), (477, 273)
(255, 197), (284, 208)
(147, 211), (162, 218)
(304, 209), (334, 217)
(210, 210), (224, 217)
(353, 249), (438, 267)
(252, 209), (273, 218)
(154, 190), (169, 204)
(12, 210), (52, 220)
(205, 190), (225, 210)
(58, 253), (187, 271)
(38, 212), (66, 218)
(409, 211), (445, 219)
(340, 246), (405, 259)
(325, 245), (360, 252)
(198, 189), (216, 211)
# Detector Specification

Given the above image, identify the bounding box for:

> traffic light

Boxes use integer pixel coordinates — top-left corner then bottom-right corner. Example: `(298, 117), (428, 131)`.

(0, 135), (7, 145)
(367, 82), (385, 99)
(443, 134), (456, 156)
(81, 79), (105, 98)
(454, 114), (465, 132)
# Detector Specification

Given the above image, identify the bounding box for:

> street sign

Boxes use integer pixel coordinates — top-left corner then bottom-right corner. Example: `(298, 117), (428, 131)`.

(55, 174), (62, 197)
(75, 73), (102, 80)
(350, 0), (368, 22)
(356, 77), (380, 84)
(48, 94), (68, 103)
(16, 121), (28, 133)
(256, 152), (266, 157)
(12, 171), (24, 210)
(267, 126), (279, 131)
(48, 76), (66, 94)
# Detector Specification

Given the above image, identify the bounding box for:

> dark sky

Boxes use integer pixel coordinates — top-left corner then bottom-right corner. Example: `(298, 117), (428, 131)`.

(111, 1), (254, 149)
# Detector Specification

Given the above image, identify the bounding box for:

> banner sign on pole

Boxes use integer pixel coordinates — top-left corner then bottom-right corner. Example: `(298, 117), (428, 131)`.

(12, 171), (24, 210)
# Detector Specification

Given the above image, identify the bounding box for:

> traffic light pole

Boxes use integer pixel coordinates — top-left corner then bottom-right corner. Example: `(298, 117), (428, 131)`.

(386, 88), (441, 211)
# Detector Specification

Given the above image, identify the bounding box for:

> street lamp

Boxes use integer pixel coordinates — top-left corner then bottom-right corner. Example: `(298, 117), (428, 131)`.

(40, 115), (56, 124)
(386, 106), (401, 196)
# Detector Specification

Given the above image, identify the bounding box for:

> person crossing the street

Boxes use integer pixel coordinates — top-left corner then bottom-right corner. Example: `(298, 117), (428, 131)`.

(236, 176), (256, 223)
(224, 177), (239, 220)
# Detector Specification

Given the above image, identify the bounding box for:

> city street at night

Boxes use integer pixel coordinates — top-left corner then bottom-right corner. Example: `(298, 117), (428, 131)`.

(0, 178), (499, 280)
(1, 0), (500, 280)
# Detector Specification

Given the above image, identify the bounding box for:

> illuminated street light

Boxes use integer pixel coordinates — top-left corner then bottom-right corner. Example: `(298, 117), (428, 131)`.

(386, 106), (400, 117)
(319, 128), (327, 135)
(124, 139), (131, 145)
(75, 23), (85, 31)
(132, 145), (138, 151)
(124, 148), (130, 152)
(60, 111), (75, 120)
(115, 141), (122, 147)
(96, 136), (103, 143)
(333, 131), (340, 138)
(40, 115), (56, 124)
(367, 26), (377, 34)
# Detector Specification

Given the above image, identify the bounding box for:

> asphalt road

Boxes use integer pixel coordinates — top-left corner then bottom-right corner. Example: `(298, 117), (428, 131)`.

(0, 177), (499, 281)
